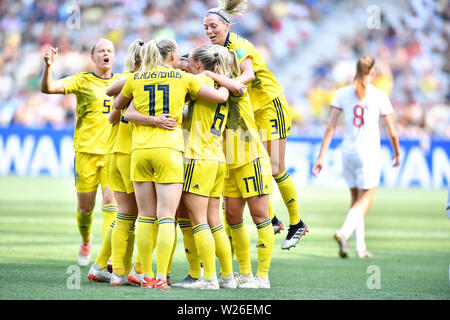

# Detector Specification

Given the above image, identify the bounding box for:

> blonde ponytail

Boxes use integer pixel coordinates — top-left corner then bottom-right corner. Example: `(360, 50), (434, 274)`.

(124, 39), (144, 72)
(140, 38), (177, 71)
(354, 56), (375, 100)
(191, 45), (241, 77)
(206, 0), (248, 24)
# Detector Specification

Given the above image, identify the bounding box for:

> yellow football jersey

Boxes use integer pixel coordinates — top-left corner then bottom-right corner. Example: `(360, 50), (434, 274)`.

(62, 72), (121, 154)
(105, 122), (119, 154)
(224, 88), (268, 169)
(225, 32), (283, 112)
(121, 65), (205, 152)
(183, 74), (228, 162)
(113, 72), (134, 155)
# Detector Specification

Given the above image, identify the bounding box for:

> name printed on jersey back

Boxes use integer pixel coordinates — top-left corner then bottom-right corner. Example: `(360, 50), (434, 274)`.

(134, 70), (182, 80)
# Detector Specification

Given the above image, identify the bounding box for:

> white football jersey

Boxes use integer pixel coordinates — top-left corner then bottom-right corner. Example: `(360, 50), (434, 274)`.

(331, 84), (393, 157)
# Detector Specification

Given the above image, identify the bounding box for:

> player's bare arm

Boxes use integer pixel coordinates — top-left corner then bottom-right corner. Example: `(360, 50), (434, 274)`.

(383, 114), (401, 167)
(197, 84), (229, 103)
(105, 76), (127, 97)
(203, 70), (246, 95)
(40, 47), (65, 94)
(234, 58), (255, 85)
(312, 107), (342, 177)
(123, 101), (177, 130)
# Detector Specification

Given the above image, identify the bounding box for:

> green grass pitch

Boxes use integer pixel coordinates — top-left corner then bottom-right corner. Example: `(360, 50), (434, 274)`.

(0, 177), (449, 300)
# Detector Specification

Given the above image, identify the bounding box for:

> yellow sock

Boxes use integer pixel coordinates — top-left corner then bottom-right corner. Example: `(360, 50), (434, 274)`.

(111, 212), (135, 276)
(135, 216), (156, 277)
(255, 219), (274, 279)
(156, 217), (176, 280)
(76, 210), (93, 244)
(102, 204), (118, 240)
(222, 202), (234, 258)
(211, 224), (233, 278)
(124, 225), (135, 275)
(133, 254), (143, 274)
(178, 218), (201, 279)
(268, 197), (275, 220)
(274, 171), (300, 225)
(229, 219), (252, 275)
(167, 223), (177, 276)
(94, 220), (114, 269)
(193, 224), (216, 280)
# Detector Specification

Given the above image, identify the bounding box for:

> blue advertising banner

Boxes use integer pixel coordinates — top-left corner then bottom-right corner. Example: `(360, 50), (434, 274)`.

(0, 126), (449, 189)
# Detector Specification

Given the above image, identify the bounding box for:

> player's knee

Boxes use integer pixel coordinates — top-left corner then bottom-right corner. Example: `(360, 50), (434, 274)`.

(225, 210), (241, 225)
(78, 203), (95, 214)
(270, 159), (285, 177)
(249, 207), (269, 224)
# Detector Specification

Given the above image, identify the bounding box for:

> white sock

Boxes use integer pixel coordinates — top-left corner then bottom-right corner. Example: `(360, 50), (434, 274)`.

(338, 207), (363, 240)
(353, 216), (366, 253)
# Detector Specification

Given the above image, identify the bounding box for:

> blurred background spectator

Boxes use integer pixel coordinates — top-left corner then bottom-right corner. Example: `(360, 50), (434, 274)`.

(0, 0), (448, 138)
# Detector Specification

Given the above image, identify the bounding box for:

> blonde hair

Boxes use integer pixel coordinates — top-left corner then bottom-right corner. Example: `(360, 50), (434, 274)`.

(90, 38), (114, 55)
(124, 39), (144, 72)
(354, 56), (376, 100)
(206, 0), (248, 24)
(191, 45), (241, 77)
(140, 38), (177, 71)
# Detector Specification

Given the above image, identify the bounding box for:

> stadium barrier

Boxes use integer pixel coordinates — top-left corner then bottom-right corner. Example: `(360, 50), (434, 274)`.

(0, 125), (448, 189)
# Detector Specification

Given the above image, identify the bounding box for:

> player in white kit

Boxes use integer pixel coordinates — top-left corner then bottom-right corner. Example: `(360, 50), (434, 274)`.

(312, 56), (400, 258)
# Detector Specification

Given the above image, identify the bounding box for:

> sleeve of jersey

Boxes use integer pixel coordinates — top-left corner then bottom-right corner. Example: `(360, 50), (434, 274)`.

(380, 92), (394, 115)
(232, 38), (252, 64)
(121, 77), (133, 99)
(186, 73), (206, 100)
(61, 73), (82, 95)
(330, 89), (343, 110)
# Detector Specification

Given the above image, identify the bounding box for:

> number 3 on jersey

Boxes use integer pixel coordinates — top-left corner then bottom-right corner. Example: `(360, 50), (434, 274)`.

(144, 84), (170, 116)
(353, 104), (364, 128)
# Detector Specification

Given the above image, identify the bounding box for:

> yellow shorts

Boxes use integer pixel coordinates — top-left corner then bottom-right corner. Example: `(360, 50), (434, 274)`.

(223, 156), (273, 199)
(74, 152), (109, 193)
(183, 159), (226, 198)
(131, 148), (184, 183)
(109, 153), (134, 194)
(254, 94), (292, 142)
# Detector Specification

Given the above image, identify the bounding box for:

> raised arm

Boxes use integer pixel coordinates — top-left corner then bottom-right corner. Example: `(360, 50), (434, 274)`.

(203, 70), (246, 95)
(197, 84), (229, 103)
(234, 58), (255, 85)
(312, 107), (342, 177)
(382, 114), (401, 167)
(40, 47), (65, 94)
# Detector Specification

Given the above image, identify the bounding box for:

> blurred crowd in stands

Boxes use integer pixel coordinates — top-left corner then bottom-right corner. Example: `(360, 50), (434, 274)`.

(0, 0), (448, 138)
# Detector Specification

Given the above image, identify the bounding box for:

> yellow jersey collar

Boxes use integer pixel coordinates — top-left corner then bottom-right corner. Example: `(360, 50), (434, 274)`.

(224, 32), (232, 49)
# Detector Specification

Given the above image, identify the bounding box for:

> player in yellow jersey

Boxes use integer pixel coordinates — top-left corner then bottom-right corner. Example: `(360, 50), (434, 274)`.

(40, 39), (121, 266)
(171, 45), (246, 290)
(87, 39), (147, 285)
(107, 40), (180, 287)
(197, 53), (276, 289)
(114, 38), (230, 289)
(204, 0), (308, 250)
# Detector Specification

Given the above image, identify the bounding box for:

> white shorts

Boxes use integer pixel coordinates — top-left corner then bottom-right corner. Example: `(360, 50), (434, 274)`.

(342, 152), (380, 190)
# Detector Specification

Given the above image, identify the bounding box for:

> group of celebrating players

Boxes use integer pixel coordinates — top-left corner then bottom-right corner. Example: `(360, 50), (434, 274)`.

(40, 0), (400, 290)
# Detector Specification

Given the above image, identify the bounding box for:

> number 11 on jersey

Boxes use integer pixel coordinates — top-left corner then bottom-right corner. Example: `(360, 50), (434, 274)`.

(144, 84), (170, 116)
